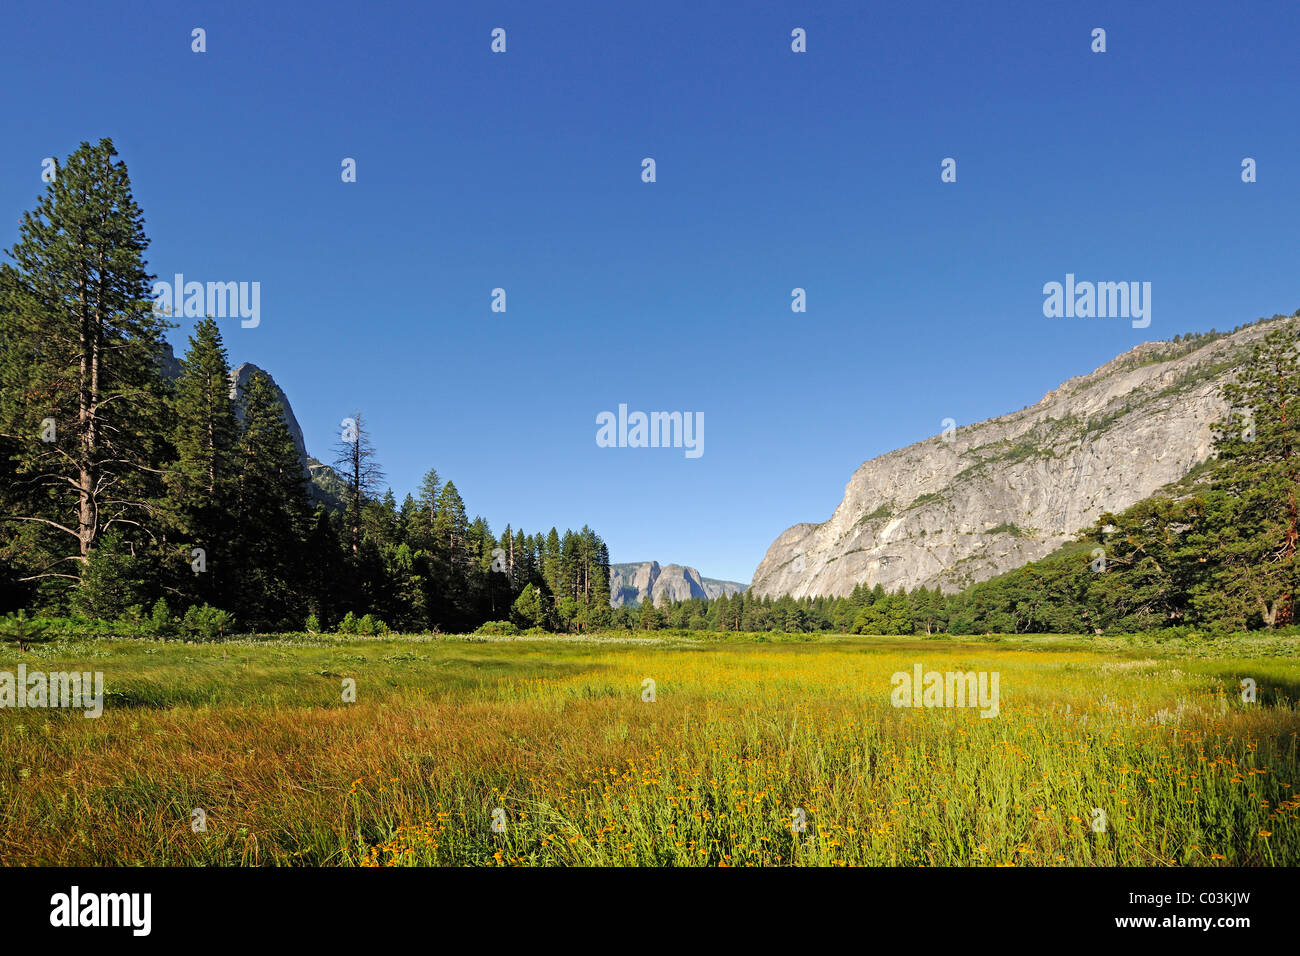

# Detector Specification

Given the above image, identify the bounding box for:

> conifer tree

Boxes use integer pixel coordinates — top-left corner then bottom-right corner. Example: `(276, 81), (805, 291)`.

(332, 411), (384, 557)
(0, 139), (170, 601)
(1197, 323), (1300, 627)
(303, 505), (347, 627)
(165, 317), (238, 604)
(430, 481), (471, 627)
(231, 370), (309, 629)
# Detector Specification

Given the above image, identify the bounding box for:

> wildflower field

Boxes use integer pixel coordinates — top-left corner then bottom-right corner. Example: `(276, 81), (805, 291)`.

(1, 631), (1297, 867)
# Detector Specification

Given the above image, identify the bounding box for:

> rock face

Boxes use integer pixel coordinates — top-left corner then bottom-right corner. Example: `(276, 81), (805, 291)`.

(610, 561), (747, 607)
(158, 341), (182, 380)
(750, 318), (1297, 598)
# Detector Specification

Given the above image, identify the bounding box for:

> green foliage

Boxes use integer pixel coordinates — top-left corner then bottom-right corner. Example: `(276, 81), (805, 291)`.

(164, 317), (238, 607)
(148, 598), (174, 637)
(335, 611), (389, 636)
(0, 139), (170, 605)
(179, 604), (235, 640)
(71, 530), (157, 620)
(229, 370), (310, 631)
(852, 594), (914, 635)
(0, 609), (53, 651)
(857, 500), (894, 524)
(986, 522), (1031, 538)
(511, 584), (551, 631)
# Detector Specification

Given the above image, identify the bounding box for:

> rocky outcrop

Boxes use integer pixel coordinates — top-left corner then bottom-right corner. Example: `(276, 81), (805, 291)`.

(751, 317), (1298, 598)
(610, 561), (747, 607)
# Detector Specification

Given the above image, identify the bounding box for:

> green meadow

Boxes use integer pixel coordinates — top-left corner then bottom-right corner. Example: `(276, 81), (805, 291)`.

(0, 632), (1296, 867)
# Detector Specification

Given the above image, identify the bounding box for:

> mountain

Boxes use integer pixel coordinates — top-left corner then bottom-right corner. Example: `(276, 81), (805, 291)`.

(609, 561), (747, 607)
(750, 315), (1299, 599)
(161, 344), (344, 509)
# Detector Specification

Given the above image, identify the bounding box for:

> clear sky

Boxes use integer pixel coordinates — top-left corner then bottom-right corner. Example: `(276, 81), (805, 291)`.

(2, 1), (1297, 584)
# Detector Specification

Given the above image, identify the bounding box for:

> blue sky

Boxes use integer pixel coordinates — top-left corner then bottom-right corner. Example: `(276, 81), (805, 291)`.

(2, 1), (1297, 583)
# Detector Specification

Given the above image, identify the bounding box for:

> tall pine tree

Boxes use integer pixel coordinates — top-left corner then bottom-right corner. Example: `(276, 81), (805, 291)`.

(230, 370), (309, 629)
(165, 317), (238, 605)
(0, 139), (170, 604)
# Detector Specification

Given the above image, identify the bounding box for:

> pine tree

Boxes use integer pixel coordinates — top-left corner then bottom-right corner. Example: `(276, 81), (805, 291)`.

(303, 505), (347, 627)
(429, 482), (473, 625)
(1196, 322), (1300, 628)
(165, 317), (238, 605)
(231, 370), (309, 629)
(638, 596), (664, 630)
(417, 468), (441, 525)
(433, 482), (469, 557)
(0, 139), (170, 602)
(511, 582), (549, 630)
(332, 411), (384, 557)
(541, 528), (562, 597)
(71, 529), (158, 620)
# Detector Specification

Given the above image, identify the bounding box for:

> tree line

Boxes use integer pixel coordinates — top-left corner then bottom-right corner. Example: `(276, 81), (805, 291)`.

(0, 139), (612, 634)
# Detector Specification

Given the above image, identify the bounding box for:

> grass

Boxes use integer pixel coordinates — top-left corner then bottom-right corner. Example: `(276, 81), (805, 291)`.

(0, 631), (1297, 867)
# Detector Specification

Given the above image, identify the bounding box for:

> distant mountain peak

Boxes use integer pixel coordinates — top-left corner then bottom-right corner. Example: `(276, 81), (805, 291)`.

(609, 561), (746, 607)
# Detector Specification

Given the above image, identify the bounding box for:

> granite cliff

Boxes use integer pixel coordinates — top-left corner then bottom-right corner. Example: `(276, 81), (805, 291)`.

(610, 561), (747, 607)
(751, 317), (1298, 598)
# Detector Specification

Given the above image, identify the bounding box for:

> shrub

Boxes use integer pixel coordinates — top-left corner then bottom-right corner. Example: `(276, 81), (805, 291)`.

(474, 620), (519, 636)
(0, 610), (53, 652)
(179, 604), (235, 640)
(147, 598), (174, 637)
(336, 612), (388, 636)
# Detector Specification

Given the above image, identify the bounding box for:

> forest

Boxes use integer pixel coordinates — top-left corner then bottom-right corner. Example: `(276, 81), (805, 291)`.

(0, 140), (612, 636)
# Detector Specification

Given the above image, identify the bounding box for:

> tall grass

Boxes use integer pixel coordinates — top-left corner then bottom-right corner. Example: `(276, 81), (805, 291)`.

(0, 634), (1295, 866)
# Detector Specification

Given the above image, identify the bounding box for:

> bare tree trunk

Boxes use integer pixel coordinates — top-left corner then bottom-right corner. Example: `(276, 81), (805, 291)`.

(77, 279), (97, 562)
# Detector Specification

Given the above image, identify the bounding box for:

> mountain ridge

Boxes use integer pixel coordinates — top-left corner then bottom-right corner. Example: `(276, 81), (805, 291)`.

(609, 561), (747, 607)
(750, 315), (1298, 599)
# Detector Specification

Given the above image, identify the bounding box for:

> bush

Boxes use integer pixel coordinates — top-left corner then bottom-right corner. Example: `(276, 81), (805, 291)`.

(179, 604), (235, 640)
(337, 611), (388, 636)
(304, 612), (321, 635)
(474, 620), (519, 636)
(0, 610), (53, 652)
(147, 598), (174, 637)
